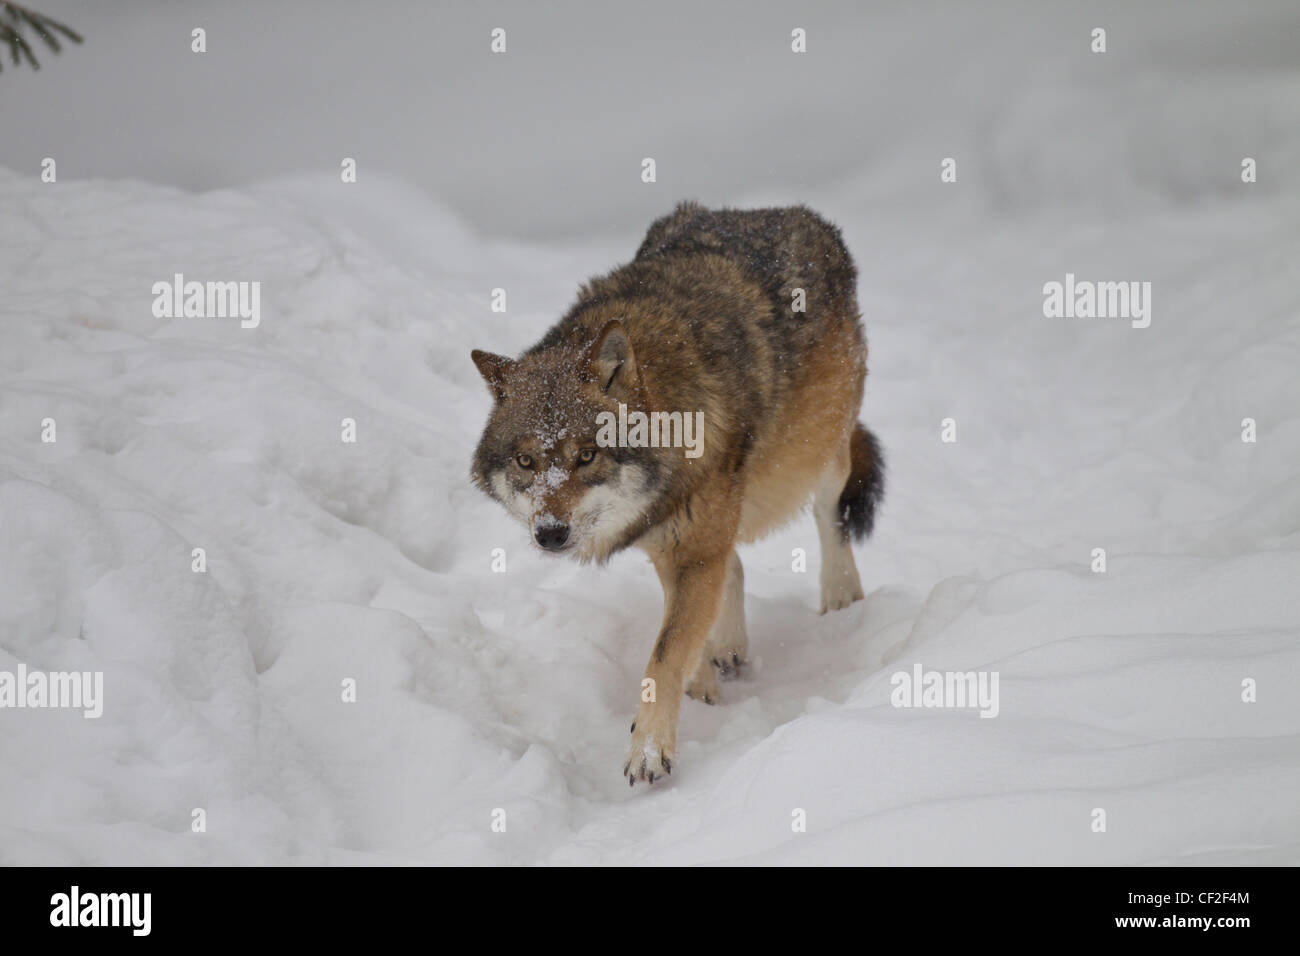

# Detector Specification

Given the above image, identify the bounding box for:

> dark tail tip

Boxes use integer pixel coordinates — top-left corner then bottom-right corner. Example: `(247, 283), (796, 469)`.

(837, 424), (885, 543)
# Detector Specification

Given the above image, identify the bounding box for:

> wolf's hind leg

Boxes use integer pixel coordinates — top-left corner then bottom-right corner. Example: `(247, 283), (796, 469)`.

(814, 437), (866, 614)
(685, 550), (748, 703)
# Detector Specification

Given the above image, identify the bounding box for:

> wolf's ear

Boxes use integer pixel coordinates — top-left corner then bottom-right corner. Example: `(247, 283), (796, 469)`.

(471, 349), (515, 401)
(586, 320), (640, 394)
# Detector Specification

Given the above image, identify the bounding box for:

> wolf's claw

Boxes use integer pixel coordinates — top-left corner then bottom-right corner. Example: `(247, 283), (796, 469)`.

(623, 737), (675, 787)
(712, 652), (746, 680)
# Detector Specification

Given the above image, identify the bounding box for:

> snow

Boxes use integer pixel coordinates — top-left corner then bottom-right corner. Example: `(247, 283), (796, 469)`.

(2, 0), (1299, 865)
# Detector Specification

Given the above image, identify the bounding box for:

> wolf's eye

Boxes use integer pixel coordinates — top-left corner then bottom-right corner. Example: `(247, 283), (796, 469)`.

(577, 448), (597, 466)
(515, 453), (534, 469)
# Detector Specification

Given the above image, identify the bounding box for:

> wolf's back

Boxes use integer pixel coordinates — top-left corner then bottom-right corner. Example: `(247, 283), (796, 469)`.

(634, 201), (860, 323)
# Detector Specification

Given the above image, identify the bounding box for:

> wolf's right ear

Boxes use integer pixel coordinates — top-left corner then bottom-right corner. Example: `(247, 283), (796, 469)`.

(586, 320), (640, 394)
(471, 349), (515, 401)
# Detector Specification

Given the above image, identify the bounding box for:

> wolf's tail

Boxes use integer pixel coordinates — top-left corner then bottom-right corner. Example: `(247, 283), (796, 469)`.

(837, 423), (885, 542)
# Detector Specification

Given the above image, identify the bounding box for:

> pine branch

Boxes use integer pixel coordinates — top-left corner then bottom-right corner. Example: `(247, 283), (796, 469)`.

(0, 2), (82, 73)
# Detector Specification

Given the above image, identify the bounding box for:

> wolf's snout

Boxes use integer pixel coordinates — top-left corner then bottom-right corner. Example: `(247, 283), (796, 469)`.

(534, 523), (570, 551)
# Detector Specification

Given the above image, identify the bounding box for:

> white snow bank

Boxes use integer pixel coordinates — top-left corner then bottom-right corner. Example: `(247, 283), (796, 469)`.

(2, 160), (1296, 864)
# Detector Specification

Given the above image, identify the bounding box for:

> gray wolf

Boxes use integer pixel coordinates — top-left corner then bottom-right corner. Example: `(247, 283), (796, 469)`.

(470, 201), (884, 785)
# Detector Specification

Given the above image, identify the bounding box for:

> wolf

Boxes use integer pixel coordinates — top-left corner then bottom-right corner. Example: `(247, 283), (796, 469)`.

(470, 201), (884, 785)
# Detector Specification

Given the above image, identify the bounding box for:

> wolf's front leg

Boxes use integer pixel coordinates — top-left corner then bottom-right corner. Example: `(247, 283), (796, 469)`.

(624, 551), (729, 785)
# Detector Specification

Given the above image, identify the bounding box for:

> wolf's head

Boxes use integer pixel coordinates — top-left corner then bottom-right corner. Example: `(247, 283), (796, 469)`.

(470, 320), (660, 563)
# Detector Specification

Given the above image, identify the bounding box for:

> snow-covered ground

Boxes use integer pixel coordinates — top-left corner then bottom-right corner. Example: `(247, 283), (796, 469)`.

(2, 1), (1298, 865)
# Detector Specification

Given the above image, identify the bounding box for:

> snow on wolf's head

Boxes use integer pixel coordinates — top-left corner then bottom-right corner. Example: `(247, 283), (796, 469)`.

(470, 320), (659, 564)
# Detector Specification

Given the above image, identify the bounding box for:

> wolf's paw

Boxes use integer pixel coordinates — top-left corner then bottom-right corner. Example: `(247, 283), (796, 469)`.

(711, 649), (747, 681)
(684, 663), (721, 704)
(819, 578), (865, 614)
(623, 731), (676, 786)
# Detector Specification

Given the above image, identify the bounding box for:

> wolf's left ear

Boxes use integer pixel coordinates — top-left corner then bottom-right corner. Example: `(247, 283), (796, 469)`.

(587, 320), (640, 394)
(471, 349), (515, 401)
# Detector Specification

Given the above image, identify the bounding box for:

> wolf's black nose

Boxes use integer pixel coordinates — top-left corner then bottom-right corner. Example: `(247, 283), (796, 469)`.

(535, 524), (570, 551)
